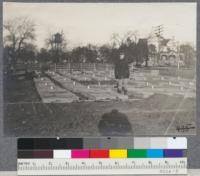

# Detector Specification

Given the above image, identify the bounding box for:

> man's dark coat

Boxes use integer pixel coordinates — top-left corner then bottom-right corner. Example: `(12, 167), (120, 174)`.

(114, 58), (130, 79)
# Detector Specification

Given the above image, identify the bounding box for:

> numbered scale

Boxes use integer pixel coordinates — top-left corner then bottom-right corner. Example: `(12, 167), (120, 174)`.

(18, 158), (187, 175)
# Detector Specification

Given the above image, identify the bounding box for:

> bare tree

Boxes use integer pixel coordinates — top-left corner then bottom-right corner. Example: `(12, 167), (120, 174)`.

(122, 30), (139, 44)
(4, 16), (36, 64)
(110, 33), (121, 48)
(111, 31), (139, 49)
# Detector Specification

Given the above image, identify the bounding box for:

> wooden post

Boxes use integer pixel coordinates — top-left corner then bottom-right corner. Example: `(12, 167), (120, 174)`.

(54, 63), (56, 72)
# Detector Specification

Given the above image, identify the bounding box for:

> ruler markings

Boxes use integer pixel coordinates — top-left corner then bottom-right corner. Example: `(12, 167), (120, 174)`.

(18, 158), (187, 175)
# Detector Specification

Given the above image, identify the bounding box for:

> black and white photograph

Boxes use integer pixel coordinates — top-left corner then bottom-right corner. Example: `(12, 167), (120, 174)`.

(3, 2), (196, 136)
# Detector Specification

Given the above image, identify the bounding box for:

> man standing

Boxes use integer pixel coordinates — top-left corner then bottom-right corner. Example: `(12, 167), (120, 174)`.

(114, 52), (130, 95)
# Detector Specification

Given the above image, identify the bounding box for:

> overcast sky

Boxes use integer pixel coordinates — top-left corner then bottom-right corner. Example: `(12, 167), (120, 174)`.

(3, 2), (197, 49)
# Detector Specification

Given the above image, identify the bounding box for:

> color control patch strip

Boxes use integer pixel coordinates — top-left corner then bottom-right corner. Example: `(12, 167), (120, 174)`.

(18, 149), (186, 159)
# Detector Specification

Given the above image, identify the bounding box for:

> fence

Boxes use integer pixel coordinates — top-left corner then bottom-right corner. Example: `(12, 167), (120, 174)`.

(51, 63), (114, 72)
(6, 63), (115, 73)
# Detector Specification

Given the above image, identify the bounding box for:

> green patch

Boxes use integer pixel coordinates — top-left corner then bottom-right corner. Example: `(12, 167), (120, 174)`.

(127, 149), (147, 158)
